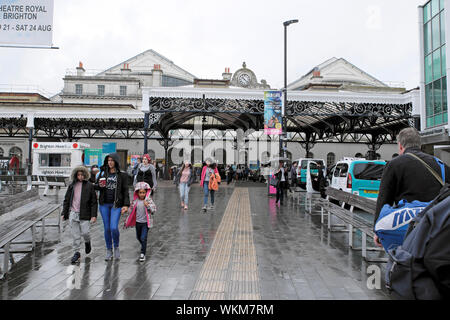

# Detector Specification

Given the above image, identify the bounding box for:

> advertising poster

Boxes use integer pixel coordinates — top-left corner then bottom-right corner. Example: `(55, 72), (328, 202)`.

(102, 142), (116, 154)
(264, 90), (282, 135)
(84, 148), (102, 166)
(130, 155), (140, 167)
(0, 0), (54, 47)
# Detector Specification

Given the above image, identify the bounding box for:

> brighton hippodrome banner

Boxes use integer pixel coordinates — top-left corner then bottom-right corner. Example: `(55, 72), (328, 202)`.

(264, 90), (283, 135)
(0, 0), (54, 47)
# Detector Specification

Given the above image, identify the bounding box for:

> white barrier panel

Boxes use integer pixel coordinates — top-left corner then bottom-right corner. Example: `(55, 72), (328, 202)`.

(0, 0), (54, 47)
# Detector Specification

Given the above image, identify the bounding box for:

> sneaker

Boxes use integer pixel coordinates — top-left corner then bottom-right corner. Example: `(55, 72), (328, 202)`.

(139, 253), (146, 262)
(208, 204), (215, 210)
(114, 247), (120, 260)
(85, 241), (91, 254)
(105, 249), (113, 261)
(202, 205), (207, 212)
(71, 252), (80, 264)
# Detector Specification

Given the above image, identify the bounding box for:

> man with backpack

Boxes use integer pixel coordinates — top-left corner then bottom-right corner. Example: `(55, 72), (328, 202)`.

(373, 127), (450, 248)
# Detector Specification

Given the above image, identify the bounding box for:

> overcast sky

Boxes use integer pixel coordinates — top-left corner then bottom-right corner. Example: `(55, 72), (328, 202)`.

(0, 0), (427, 96)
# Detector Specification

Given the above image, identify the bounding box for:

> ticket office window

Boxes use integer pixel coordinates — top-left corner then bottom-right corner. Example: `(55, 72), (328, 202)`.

(40, 153), (71, 167)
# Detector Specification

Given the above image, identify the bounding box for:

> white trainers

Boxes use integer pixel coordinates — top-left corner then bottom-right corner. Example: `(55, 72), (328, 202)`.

(139, 253), (145, 262)
(105, 249), (113, 261)
(114, 247), (120, 260)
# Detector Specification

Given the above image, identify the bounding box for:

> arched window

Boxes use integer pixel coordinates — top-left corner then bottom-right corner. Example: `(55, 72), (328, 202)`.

(261, 151), (270, 164)
(327, 152), (335, 166)
(147, 150), (155, 160)
(0, 147), (3, 157)
(285, 151), (292, 161)
(355, 152), (363, 158)
(392, 153), (399, 159)
(9, 147), (22, 161)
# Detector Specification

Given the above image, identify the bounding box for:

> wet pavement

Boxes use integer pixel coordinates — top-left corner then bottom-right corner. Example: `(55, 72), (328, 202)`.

(0, 180), (391, 300)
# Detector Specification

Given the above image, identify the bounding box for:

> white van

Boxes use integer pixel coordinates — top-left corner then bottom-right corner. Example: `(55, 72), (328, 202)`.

(295, 158), (326, 188)
(328, 157), (386, 198)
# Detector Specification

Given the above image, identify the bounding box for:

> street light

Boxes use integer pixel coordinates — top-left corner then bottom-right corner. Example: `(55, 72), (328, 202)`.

(26, 113), (35, 176)
(280, 19), (299, 158)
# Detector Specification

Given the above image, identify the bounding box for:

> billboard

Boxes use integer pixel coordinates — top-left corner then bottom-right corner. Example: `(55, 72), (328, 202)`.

(0, 0), (54, 47)
(264, 90), (283, 135)
(84, 148), (102, 166)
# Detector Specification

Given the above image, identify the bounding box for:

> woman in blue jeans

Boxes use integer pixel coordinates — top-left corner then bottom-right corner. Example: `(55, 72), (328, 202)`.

(200, 160), (219, 212)
(95, 153), (130, 261)
(174, 160), (195, 210)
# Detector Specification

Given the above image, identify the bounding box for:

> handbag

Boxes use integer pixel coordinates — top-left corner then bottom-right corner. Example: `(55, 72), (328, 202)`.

(269, 175), (279, 187)
(375, 153), (445, 252)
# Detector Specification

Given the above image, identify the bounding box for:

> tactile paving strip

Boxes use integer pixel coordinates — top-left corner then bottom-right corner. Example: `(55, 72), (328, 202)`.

(190, 188), (260, 300)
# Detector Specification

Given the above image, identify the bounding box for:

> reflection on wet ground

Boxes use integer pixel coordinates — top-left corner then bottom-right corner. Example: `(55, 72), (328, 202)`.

(0, 181), (391, 300)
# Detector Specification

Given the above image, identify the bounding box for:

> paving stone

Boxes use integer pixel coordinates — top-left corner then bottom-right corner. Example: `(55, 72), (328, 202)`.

(0, 183), (394, 300)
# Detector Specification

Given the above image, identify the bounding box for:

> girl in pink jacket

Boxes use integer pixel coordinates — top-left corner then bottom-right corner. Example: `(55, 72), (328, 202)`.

(124, 182), (156, 262)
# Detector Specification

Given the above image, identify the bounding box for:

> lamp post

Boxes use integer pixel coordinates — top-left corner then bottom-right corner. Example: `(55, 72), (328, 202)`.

(26, 114), (34, 176)
(280, 19), (299, 158)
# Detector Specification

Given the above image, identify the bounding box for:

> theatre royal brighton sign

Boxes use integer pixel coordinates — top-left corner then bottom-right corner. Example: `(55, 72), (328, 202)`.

(0, 0), (54, 47)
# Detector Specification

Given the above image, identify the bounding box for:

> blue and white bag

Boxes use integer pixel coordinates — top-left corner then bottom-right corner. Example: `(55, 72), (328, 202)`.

(375, 199), (429, 252)
(374, 153), (445, 252)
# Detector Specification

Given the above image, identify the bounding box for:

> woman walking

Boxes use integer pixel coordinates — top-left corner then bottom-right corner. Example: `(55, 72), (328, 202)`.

(135, 154), (157, 192)
(200, 160), (219, 212)
(274, 161), (288, 205)
(175, 160), (195, 210)
(95, 153), (130, 261)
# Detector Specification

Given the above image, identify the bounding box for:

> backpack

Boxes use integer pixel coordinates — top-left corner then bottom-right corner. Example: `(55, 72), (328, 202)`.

(375, 154), (446, 251)
(385, 184), (450, 299)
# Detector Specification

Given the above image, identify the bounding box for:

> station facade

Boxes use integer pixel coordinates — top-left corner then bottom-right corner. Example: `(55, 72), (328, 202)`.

(0, 49), (420, 171)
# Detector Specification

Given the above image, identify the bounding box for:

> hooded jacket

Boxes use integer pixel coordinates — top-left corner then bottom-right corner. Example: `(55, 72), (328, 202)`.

(62, 166), (98, 220)
(124, 182), (157, 229)
(95, 152), (130, 208)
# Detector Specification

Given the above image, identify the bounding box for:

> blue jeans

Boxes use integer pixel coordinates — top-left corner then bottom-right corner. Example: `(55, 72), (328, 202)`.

(179, 182), (190, 205)
(203, 182), (215, 206)
(99, 203), (122, 250)
(135, 222), (149, 255)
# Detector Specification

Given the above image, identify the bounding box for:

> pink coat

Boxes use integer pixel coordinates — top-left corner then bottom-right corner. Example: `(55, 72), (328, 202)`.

(124, 182), (156, 229)
(200, 166), (219, 187)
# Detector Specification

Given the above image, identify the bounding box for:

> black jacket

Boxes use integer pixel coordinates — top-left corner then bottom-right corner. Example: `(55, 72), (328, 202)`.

(374, 147), (450, 226)
(95, 153), (130, 208)
(62, 166), (98, 220)
(274, 168), (288, 188)
(135, 163), (157, 188)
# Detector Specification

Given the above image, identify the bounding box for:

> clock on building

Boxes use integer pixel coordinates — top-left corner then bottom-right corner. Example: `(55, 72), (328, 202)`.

(238, 73), (251, 87)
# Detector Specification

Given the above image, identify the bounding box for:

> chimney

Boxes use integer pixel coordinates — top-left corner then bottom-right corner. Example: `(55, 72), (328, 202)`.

(312, 67), (321, 78)
(76, 61), (85, 76)
(121, 63), (131, 74)
(222, 67), (232, 81)
(152, 64), (163, 86)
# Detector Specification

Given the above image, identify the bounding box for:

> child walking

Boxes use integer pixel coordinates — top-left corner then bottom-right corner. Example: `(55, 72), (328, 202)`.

(124, 182), (157, 262)
(62, 166), (98, 264)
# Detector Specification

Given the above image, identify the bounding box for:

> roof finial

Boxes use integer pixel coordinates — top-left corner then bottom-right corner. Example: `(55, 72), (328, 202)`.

(242, 61), (246, 68)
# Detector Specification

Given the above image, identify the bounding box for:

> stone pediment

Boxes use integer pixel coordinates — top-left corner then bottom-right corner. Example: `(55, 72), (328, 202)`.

(288, 57), (387, 90)
(97, 49), (196, 81)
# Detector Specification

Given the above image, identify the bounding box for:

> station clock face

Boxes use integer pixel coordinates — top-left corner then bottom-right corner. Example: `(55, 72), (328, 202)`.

(238, 73), (251, 87)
